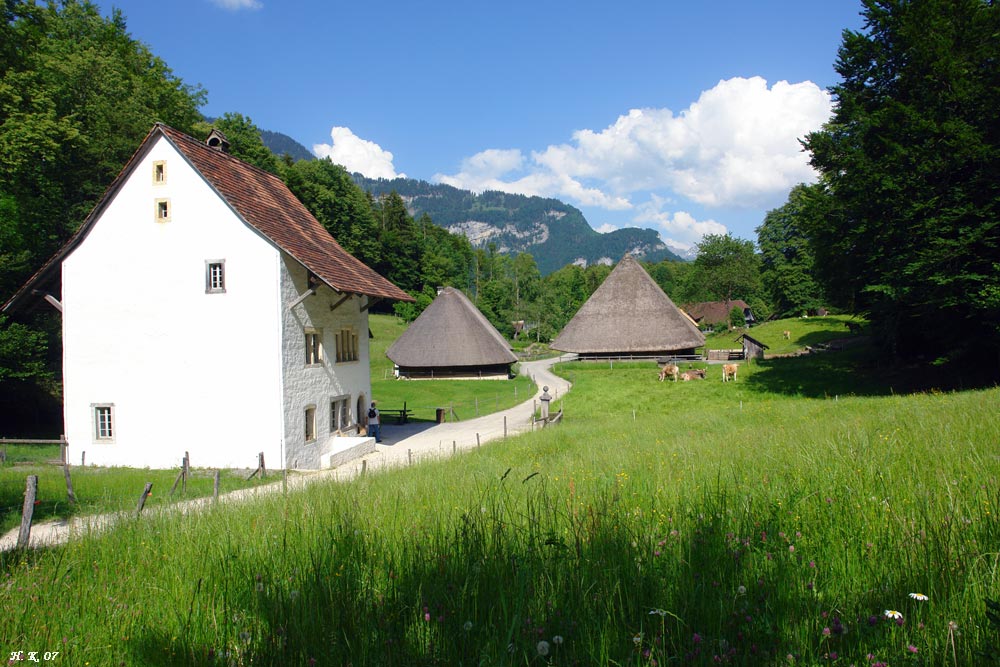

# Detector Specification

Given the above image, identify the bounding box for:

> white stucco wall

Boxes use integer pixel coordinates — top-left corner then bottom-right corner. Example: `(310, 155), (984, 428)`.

(61, 137), (285, 469)
(280, 258), (373, 469)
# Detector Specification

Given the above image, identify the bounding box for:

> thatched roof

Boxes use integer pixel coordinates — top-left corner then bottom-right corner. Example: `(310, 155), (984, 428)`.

(551, 254), (705, 354)
(386, 288), (517, 368)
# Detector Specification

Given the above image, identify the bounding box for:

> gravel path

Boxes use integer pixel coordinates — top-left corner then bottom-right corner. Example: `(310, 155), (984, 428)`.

(0, 355), (573, 551)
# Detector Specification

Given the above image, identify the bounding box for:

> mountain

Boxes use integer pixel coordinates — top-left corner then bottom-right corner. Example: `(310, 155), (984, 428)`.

(260, 130), (315, 163)
(353, 176), (682, 274)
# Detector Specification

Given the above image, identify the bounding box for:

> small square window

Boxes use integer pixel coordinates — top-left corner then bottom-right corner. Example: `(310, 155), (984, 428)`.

(305, 406), (317, 443)
(153, 160), (166, 184)
(206, 260), (226, 293)
(93, 404), (114, 442)
(305, 329), (323, 365)
(155, 198), (170, 222)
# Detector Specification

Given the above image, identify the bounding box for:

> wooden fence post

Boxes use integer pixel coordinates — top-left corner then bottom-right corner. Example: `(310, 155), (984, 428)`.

(476, 433), (480, 448)
(452, 440), (456, 455)
(183, 451), (190, 494)
(134, 482), (153, 518)
(63, 463), (76, 504)
(259, 452), (266, 478)
(213, 470), (220, 504)
(60, 435), (67, 465)
(504, 416), (507, 439)
(81, 451), (85, 466)
(361, 459), (367, 475)
(17, 475), (38, 549)
(408, 449), (412, 465)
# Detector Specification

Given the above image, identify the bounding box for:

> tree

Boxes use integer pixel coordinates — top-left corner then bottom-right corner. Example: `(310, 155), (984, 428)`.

(803, 0), (1000, 363)
(756, 183), (827, 317)
(690, 234), (762, 306)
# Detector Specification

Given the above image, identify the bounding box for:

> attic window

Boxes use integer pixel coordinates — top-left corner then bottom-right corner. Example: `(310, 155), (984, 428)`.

(155, 198), (170, 222)
(153, 161), (166, 184)
(335, 328), (359, 363)
(205, 260), (226, 293)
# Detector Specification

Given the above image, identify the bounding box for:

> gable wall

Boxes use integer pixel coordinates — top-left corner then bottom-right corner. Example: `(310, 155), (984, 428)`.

(280, 258), (373, 469)
(61, 137), (285, 468)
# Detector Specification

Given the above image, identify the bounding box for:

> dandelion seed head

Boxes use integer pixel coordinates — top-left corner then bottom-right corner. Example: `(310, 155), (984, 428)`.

(537, 640), (550, 656)
(553, 635), (564, 645)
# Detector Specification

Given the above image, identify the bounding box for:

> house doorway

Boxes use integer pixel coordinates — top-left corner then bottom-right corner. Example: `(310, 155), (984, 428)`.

(357, 394), (367, 431)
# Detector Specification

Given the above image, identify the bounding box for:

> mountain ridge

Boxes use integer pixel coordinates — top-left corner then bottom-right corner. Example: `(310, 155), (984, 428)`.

(258, 130), (683, 274)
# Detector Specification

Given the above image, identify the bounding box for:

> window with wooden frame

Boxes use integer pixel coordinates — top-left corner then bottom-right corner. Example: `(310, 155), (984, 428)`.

(93, 404), (114, 442)
(330, 395), (351, 432)
(205, 260), (226, 293)
(155, 198), (171, 222)
(305, 405), (317, 443)
(305, 329), (323, 366)
(153, 160), (166, 184)
(334, 328), (359, 363)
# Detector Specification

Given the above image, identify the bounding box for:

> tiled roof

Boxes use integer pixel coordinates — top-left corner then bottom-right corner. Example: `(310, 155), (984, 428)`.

(682, 300), (751, 325)
(159, 125), (411, 302)
(3, 124), (411, 313)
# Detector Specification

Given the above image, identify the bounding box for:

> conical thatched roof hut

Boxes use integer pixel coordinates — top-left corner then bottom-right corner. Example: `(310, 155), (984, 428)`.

(551, 254), (705, 357)
(387, 287), (517, 379)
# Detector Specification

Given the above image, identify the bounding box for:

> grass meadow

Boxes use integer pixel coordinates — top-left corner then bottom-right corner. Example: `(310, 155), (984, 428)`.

(2, 320), (1000, 665)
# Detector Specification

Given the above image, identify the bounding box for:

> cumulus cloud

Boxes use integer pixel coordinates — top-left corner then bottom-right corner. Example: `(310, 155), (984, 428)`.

(595, 223), (618, 234)
(436, 76), (831, 211)
(209, 0), (262, 10)
(633, 196), (728, 248)
(313, 127), (404, 179)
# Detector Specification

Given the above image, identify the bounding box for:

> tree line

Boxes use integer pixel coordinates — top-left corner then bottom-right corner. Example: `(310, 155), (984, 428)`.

(2, 0), (998, 433)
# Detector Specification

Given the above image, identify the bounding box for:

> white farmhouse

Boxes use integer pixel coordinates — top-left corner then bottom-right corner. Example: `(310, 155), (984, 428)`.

(2, 124), (412, 470)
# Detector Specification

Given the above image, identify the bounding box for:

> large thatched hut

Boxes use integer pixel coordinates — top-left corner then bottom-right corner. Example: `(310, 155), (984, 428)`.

(551, 254), (705, 358)
(387, 287), (517, 379)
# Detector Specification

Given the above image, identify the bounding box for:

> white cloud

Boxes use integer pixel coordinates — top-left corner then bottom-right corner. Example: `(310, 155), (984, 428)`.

(595, 223), (618, 234)
(435, 76), (831, 212)
(634, 196), (728, 248)
(209, 0), (262, 10)
(313, 127), (404, 180)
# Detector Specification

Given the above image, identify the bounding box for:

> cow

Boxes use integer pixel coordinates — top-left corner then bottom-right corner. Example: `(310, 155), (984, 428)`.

(681, 368), (706, 381)
(782, 330), (791, 340)
(722, 363), (739, 382)
(658, 363), (679, 382)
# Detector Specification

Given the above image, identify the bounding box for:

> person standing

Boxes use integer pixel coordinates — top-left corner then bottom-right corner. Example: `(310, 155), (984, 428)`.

(368, 401), (382, 443)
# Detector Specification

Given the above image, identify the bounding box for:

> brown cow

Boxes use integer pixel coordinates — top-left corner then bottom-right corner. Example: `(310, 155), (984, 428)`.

(722, 363), (739, 382)
(658, 363), (679, 382)
(681, 368), (706, 381)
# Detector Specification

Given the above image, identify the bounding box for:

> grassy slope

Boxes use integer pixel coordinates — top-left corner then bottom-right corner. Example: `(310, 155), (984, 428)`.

(2, 318), (999, 666)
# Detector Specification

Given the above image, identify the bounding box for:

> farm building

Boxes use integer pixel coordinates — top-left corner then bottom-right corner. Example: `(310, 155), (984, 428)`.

(551, 254), (705, 358)
(736, 333), (770, 360)
(386, 287), (517, 379)
(683, 300), (756, 328)
(2, 124), (412, 470)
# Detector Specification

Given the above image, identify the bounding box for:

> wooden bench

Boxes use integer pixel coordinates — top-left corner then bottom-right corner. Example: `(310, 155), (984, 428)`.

(378, 403), (411, 424)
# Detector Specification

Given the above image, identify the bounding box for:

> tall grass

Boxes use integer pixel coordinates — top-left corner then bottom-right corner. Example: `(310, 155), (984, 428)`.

(2, 347), (998, 665)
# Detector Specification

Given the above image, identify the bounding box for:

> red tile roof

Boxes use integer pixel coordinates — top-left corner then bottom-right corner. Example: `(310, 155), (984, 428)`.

(159, 125), (411, 302)
(3, 124), (412, 313)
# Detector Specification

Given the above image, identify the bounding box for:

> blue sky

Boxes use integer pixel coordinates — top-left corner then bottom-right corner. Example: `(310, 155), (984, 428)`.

(102, 0), (864, 254)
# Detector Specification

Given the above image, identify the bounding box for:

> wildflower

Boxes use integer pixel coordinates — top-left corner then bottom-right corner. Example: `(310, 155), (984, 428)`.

(884, 610), (903, 620)
(789, 545), (795, 553)
(633, 633), (643, 646)
(737, 585), (747, 596)
(829, 651), (838, 660)
(537, 640), (550, 656)
(908, 592), (928, 601)
(692, 632), (702, 644)
(907, 645), (918, 653)
(650, 608), (668, 617)
(553, 635), (564, 645)
(822, 627), (831, 637)
(463, 621), (473, 631)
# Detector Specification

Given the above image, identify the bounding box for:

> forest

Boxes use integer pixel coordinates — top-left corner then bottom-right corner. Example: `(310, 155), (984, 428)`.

(2, 0), (998, 433)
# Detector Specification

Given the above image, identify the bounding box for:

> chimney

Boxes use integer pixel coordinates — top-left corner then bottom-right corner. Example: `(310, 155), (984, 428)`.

(206, 129), (230, 153)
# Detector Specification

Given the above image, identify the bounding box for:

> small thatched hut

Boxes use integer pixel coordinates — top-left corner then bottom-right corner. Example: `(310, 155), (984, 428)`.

(551, 254), (705, 358)
(387, 287), (517, 379)
(682, 300), (756, 327)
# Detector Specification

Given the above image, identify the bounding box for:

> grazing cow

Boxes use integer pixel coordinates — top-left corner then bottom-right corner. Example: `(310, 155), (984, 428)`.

(681, 368), (706, 381)
(722, 363), (739, 382)
(658, 363), (679, 382)
(782, 330), (791, 340)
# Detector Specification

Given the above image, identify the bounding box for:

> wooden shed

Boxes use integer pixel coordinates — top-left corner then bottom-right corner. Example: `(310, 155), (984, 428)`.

(736, 333), (770, 360)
